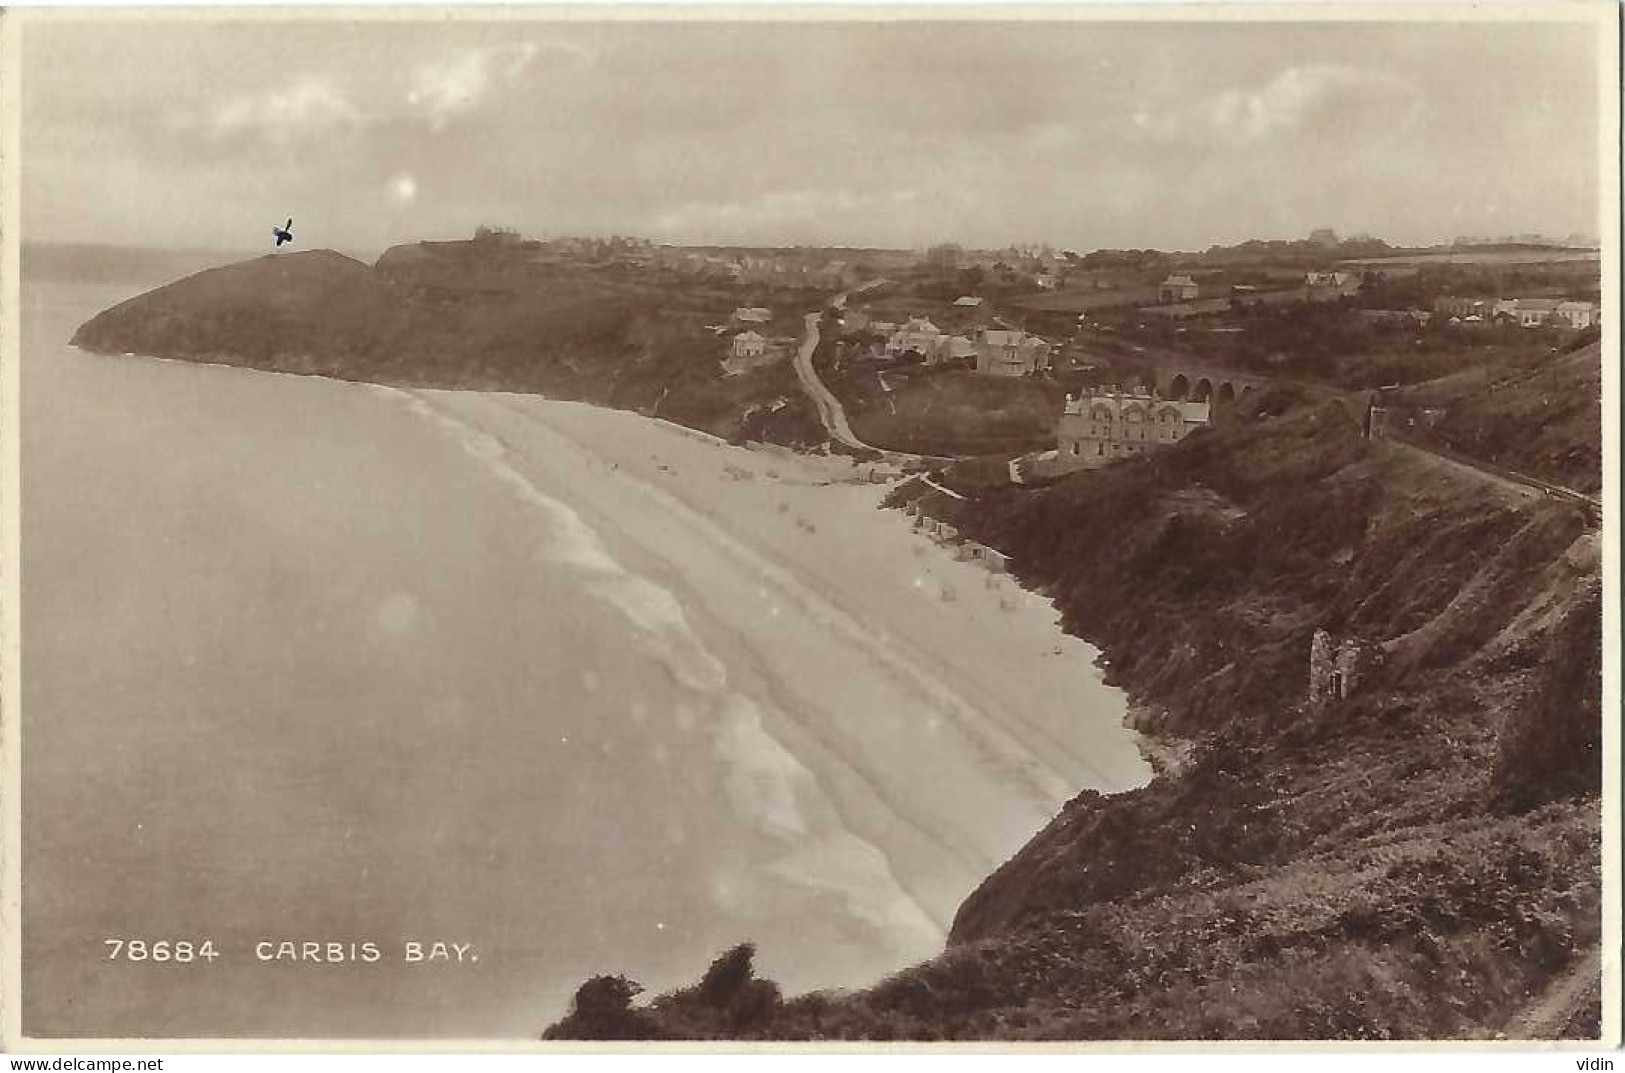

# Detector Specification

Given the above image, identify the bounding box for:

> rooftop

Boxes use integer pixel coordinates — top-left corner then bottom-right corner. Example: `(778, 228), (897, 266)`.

(1063, 389), (1212, 423)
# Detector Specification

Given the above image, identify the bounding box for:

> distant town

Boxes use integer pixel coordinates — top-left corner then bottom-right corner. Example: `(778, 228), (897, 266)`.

(429, 223), (1601, 479)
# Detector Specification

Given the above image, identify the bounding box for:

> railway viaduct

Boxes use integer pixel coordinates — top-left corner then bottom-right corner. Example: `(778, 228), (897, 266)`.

(1110, 362), (1268, 405)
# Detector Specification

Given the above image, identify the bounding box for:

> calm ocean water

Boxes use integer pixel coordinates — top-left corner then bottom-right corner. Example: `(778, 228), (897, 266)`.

(19, 277), (1141, 1039)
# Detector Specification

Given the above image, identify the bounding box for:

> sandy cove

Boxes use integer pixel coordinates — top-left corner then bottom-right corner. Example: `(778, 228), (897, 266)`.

(396, 387), (1153, 936)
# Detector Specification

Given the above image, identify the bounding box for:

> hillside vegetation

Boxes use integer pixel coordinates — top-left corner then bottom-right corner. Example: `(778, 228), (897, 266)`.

(1388, 339), (1602, 494)
(544, 391), (1602, 1041)
(70, 245), (828, 448)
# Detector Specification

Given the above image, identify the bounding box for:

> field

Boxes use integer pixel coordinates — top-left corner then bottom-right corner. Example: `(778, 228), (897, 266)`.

(1005, 283), (1164, 315)
(1134, 285), (1338, 320)
(823, 363), (1068, 457)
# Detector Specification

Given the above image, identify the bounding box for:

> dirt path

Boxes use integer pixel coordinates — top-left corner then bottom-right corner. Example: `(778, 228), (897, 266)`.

(1503, 948), (1603, 1039)
(792, 311), (875, 453)
(1387, 438), (1547, 507)
(1386, 434), (1602, 522)
(792, 296), (942, 467)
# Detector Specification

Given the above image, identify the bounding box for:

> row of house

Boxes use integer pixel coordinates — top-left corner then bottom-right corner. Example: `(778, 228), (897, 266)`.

(1359, 308), (1432, 327)
(877, 317), (1052, 376)
(1433, 295), (1598, 329)
(903, 499), (1012, 573)
(654, 251), (866, 288)
(885, 317), (970, 363)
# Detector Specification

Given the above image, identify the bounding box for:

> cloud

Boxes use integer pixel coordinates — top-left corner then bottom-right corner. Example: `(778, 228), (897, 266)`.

(153, 38), (593, 159)
(1135, 64), (1419, 146)
(206, 77), (367, 146)
(405, 41), (588, 129)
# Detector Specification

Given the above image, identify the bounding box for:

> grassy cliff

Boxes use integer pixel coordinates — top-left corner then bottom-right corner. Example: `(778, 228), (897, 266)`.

(543, 391), (1603, 1041)
(69, 245), (829, 448)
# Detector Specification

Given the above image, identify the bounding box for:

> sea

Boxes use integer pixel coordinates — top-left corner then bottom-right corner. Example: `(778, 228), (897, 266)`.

(17, 270), (1148, 1039)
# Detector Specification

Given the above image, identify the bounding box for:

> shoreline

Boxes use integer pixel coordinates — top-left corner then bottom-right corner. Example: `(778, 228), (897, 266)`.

(78, 337), (1165, 802)
(60, 335), (1161, 993)
(393, 384), (1152, 913)
(79, 341), (1160, 786)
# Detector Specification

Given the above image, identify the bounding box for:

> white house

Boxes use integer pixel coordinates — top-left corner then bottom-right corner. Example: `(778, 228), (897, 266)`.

(974, 328), (1051, 377)
(1494, 298), (1562, 327)
(1552, 300), (1598, 329)
(1051, 388), (1211, 471)
(1159, 275), (1199, 303)
(887, 317), (946, 359)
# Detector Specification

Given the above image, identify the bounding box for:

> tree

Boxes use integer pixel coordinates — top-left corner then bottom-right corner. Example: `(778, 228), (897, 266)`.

(698, 942), (759, 1006)
(542, 974), (663, 1040)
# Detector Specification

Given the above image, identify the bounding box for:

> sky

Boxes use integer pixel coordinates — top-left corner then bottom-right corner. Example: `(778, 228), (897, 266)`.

(17, 11), (1609, 257)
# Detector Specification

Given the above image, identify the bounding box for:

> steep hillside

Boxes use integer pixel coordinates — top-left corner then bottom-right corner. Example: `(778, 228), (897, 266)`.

(1390, 339), (1602, 494)
(543, 392), (1603, 1041)
(69, 246), (827, 448)
(73, 251), (394, 370)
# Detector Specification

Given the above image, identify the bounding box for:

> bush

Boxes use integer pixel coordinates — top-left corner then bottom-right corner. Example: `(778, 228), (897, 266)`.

(698, 942), (758, 1006)
(542, 974), (664, 1040)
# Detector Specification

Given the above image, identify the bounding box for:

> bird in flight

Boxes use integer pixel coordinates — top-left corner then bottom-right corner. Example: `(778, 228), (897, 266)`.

(272, 218), (294, 247)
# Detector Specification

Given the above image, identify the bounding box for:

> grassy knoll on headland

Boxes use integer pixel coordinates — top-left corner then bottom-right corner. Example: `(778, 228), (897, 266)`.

(69, 244), (831, 449)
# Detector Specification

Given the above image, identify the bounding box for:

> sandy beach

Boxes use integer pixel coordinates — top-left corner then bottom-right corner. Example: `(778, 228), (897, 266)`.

(400, 387), (1153, 925)
(22, 280), (1147, 1037)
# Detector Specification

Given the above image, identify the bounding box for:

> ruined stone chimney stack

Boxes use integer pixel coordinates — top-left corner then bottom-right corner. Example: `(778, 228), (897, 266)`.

(1310, 629), (1362, 709)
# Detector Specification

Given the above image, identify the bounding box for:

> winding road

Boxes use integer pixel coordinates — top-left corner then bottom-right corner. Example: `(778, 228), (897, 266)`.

(793, 310), (873, 453)
(791, 281), (947, 466)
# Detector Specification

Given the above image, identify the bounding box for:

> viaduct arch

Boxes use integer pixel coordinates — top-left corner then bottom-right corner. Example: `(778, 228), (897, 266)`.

(1150, 366), (1264, 404)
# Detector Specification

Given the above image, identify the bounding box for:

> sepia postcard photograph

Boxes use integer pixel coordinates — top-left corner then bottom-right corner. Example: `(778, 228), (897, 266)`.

(0, 2), (1618, 1052)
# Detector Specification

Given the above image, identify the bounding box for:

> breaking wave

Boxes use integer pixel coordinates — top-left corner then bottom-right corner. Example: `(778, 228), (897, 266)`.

(384, 386), (944, 948)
